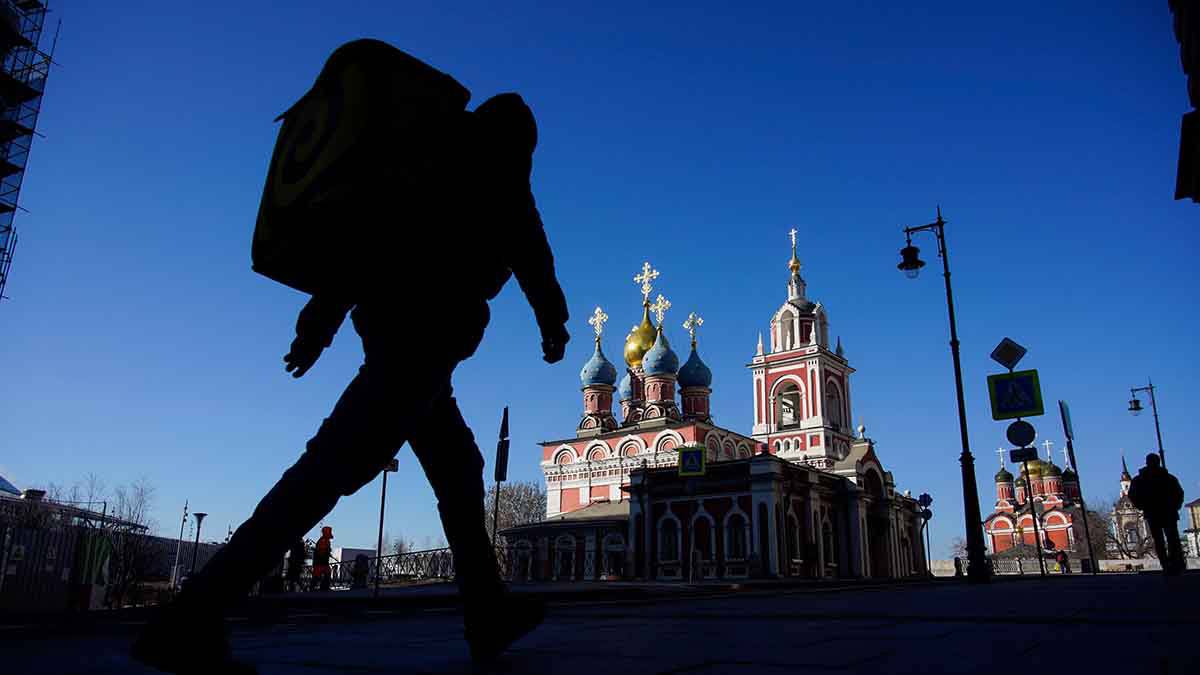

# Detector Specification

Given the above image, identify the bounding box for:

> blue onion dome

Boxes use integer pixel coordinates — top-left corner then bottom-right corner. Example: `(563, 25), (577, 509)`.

(617, 372), (633, 401)
(642, 329), (679, 376)
(677, 344), (712, 388)
(580, 340), (618, 387)
(995, 467), (1014, 483)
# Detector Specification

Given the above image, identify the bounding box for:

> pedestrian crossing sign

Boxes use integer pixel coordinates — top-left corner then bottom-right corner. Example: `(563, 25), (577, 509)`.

(678, 445), (706, 477)
(987, 369), (1044, 420)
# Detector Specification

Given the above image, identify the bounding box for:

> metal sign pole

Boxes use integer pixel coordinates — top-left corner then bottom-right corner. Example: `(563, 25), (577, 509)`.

(492, 407), (510, 549)
(1059, 400), (1097, 575)
(375, 469), (388, 598)
(1064, 436), (1097, 575)
(924, 520), (932, 577)
(1022, 461), (1047, 576)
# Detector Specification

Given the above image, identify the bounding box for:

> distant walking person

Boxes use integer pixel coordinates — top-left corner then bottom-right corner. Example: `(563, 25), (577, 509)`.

(133, 39), (569, 675)
(1054, 550), (1070, 574)
(312, 526), (333, 591)
(1127, 454), (1186, 575)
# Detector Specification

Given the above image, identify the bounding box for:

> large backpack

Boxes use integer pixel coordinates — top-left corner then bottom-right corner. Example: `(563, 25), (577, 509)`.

(252, 40), (471, 296)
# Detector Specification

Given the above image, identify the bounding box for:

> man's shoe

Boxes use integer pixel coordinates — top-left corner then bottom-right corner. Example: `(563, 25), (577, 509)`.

(131, 606), (257, 675)
(464, 592), (545, 663)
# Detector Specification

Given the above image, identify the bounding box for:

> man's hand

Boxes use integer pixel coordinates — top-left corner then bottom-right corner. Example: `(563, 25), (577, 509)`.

(284, 335), (325, 378)
(540, 323), (569, 364)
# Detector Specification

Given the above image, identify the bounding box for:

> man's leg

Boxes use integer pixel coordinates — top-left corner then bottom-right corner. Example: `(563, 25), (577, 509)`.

(407, 390), (501, 600)
(407, 391), (544, 661)
(135, 362), (451, 672)
(1164, 526), (1185, 573)
(1148, 522), (1169, 569)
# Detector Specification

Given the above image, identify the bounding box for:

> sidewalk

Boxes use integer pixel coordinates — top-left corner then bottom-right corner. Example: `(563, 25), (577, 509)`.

(2, 571), (1195, 674)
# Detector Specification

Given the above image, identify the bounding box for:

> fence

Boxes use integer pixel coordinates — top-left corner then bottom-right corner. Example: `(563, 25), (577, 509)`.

(291, 546), (526, 591)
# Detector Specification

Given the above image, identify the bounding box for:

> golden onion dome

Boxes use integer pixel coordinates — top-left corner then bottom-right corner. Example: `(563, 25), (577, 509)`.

(1019, 459), (1047, 478)
(623, 304), (658, 367)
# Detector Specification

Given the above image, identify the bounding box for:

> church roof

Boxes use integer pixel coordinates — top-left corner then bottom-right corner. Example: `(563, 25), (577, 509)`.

(500, 500), (630, 535)
(677, 344), (712, 388)
(0, 473), (18, 496)
(642, 329), (679, 376)
(580, 341), (618, 387)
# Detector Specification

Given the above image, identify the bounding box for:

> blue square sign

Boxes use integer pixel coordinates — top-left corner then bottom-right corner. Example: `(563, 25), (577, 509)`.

(678, 446), (706, 477)
(987, 369), (1044, 420)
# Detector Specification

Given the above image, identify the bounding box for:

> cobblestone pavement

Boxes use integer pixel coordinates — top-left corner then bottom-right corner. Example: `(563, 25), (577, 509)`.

(3, 573), (1196, 674)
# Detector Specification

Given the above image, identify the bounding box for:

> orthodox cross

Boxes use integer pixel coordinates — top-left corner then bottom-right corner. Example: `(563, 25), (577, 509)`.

(789, 228), (798, 255)
(588, 306), (608, 343)
(634, 262), (659, 304)
(683, 312), (704, 346)
(996, 447), (1007, 469)
(1042, 439), (1054, 461)
(650, 294), (671, 325)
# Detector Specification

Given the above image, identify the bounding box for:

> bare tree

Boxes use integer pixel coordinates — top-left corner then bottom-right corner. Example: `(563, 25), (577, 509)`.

(1085, 497), (1156, 560)
(105, 477), (158, 608)
(385, 530), (415, 556)
(947, 536), (968, 559)
(484, 481), (547, 545)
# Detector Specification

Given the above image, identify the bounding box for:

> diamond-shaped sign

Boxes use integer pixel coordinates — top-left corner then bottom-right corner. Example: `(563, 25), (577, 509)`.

(990, 337), (1027, 371)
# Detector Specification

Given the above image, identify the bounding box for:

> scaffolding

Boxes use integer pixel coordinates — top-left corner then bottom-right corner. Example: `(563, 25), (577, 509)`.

(0, 0), (54, 303)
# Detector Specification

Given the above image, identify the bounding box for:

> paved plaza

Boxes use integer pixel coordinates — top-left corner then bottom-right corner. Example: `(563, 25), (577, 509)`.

(3, 573), (1196, 674)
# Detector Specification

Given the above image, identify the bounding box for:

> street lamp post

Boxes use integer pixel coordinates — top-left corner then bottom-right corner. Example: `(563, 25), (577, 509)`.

(897, 207), (990, 582)
(1128, 379), (1166, 469)
(189, 512), (208, 576)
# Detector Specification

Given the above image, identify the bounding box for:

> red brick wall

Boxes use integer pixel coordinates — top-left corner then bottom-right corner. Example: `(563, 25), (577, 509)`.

(560, 488), (580, 513)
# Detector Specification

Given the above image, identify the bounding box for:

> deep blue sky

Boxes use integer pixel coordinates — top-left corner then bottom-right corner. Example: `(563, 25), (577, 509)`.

(3, 1), (1196, 556)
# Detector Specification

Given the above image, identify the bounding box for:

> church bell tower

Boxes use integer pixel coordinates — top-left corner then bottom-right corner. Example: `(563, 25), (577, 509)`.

(749, 229), (856, 469)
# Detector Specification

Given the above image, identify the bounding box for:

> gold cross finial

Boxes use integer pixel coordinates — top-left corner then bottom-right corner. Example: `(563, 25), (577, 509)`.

(634, 261), (659, 305)
(683, 312), (704, 346)
(587, 306), (608, 342)
(649, 294), (671, 325)
(788, 228), (801, 273)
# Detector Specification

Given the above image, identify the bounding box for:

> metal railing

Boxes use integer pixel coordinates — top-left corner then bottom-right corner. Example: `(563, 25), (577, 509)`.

(293, 545), (528, 591)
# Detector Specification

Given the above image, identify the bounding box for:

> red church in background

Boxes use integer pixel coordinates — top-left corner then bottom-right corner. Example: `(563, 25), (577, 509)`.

(502, 233), (926, 583)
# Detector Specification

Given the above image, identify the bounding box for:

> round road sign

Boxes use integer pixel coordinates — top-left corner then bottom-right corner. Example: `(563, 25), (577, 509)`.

(1006, 420), (1036, 447)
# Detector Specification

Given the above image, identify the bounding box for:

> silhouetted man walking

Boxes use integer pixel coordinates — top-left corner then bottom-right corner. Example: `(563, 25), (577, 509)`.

(134, 39), (569, 675)
(1128, 453), (1186, 575)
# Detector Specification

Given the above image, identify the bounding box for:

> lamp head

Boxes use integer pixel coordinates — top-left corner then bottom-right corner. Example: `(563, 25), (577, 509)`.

(898, 243), (925, 279)
(1128, 397), (1143, 416)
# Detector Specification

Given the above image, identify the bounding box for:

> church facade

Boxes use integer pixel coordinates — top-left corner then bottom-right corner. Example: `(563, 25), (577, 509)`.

(982, 446), (1082, 555)
(501, 236), (926, 582)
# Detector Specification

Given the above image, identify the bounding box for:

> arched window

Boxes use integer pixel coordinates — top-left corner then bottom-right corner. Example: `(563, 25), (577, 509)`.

(554, 535), (576, 581)
(602, 534), (625, 578)
(726, 513), (748, 560)
(776, 382), (803, 428)
(824, 382), (844, 429)
(822, 520), (837, 566)
(1124, 524), (1139, 546)
(787, 514), (801, 561)
(692, 517), (714, 561)
(659, 519), (680, 562)
(779, 310), (796, 350)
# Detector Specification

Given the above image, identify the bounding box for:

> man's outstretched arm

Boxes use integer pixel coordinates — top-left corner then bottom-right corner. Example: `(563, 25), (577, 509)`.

(284, 295), (354, 377)
(508, 196), (569, 363)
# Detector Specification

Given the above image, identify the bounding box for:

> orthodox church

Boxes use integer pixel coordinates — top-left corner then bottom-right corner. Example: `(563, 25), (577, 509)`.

(982, 442), (1082, 554)
(1110, 455), (1152, 557)
(502, 234), (926, 582)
